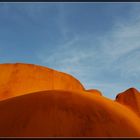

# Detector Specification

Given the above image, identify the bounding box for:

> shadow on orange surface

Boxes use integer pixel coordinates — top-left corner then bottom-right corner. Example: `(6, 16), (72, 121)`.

(0, 63), (140, 137)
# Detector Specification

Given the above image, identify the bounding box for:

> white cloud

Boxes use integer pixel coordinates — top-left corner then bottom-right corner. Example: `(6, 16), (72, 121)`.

(38, 5), (140, 99)
(100, 13), (140, 80)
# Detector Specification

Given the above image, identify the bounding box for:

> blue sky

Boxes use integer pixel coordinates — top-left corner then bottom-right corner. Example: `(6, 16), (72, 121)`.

(0, 3), (140, 99)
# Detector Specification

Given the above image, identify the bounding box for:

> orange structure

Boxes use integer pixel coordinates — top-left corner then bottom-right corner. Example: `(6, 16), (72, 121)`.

(116, 88), (140, 117)
(86, 89), (102, 96)
(0, 63), (140, 137)
(0, 63), (84, 100)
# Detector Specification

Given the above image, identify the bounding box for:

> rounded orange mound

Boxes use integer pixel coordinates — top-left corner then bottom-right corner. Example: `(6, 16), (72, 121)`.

(0, 90), (140, 137)
(86, 89), (102, 96)
(0, 63), (84, 100)
(115, 88), (140, 117)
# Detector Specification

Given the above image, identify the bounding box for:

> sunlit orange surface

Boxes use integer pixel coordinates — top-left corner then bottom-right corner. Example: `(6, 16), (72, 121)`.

(0, 63), (140, 137)
(0, 63), (84, 100)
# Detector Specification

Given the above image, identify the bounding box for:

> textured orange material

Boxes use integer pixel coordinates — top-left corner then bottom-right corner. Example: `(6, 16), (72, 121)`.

(86, 89), (102, 96)
(0, 90), (140, 137)
(0, 63), (140, 137)
(0, 63), (84, 100)
(115, 88), (140, 117)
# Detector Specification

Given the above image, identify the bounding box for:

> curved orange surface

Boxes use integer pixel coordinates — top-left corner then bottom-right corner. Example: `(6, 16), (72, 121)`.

(0, 63), (140, 137)
(115, 88), (140, 117)
(0, 63), (84, 100)
(0, 90), (140, 137)
(86, 89), (102, 96)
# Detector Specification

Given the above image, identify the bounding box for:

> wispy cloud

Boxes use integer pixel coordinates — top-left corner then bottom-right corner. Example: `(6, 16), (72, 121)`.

(1, 3), (139, 99)
(100, 12), (140, 80)
(37, 4), (140, 99)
